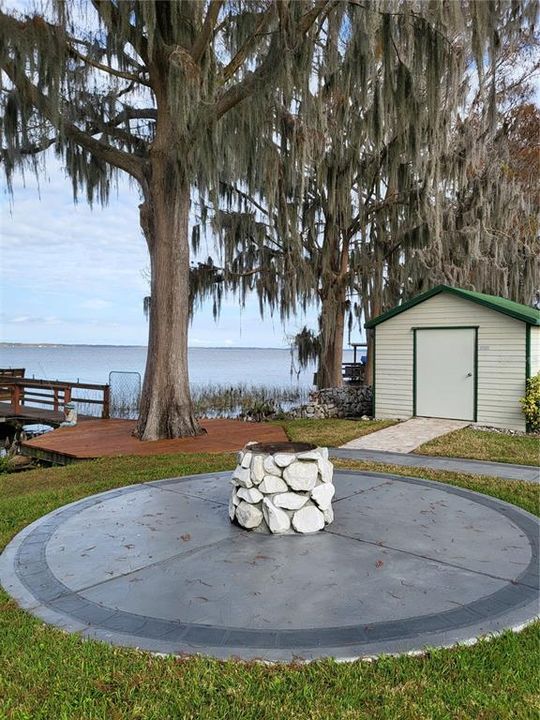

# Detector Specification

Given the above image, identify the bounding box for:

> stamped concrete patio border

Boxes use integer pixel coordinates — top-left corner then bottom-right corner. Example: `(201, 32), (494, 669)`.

(0, 470), (538, 661)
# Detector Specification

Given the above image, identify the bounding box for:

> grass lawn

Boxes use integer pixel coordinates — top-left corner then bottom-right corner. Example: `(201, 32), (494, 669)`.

(280, 418), (395, 447)
(416, 427), (539, 466)
(0, 453), (539, 719)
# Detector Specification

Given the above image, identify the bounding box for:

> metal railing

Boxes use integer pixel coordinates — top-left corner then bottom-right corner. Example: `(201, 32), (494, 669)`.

(109, 371), (141, 419)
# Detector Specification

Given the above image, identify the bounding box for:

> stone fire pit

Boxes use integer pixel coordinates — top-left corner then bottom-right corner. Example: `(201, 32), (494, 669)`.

(229, 441), (335, 534)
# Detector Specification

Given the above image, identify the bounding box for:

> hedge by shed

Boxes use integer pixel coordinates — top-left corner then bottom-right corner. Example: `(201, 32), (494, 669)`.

(365, 286), (540, 431)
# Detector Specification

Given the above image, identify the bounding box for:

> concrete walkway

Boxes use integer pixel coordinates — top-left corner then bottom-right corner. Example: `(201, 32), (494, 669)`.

(341, 417), (469, 453)
(330, 447), (540, 483)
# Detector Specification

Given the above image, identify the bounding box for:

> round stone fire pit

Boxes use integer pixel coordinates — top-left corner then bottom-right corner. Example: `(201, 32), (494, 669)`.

(229, 441), (335, 534)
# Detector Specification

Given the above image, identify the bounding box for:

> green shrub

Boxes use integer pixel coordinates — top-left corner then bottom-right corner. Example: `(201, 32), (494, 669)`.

(521, 372), (540, 432)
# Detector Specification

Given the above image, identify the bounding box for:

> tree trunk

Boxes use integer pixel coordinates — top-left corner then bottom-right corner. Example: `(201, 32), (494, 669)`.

(364, 254), (384, 388)
(135, 166), (202, 441)
(317, 281), (346, 389)
(364, 331), (374, 387)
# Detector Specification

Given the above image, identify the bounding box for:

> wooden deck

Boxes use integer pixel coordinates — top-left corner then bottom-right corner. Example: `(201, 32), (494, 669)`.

(20, 418), (289, 465)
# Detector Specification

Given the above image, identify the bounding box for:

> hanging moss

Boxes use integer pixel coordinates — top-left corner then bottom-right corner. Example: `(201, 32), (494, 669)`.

(1, 0), (536, 381)
(182, 1), (537, 383)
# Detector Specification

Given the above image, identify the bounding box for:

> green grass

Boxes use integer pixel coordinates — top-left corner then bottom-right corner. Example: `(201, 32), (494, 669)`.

(280, 418), (396, 447)
(0, 453), (539, 719)
(416, 427), (539, 466)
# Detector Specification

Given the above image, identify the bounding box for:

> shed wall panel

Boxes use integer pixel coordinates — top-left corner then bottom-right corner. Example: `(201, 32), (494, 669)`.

(374, 293), (527, 430)
(530, 326), (540, 376)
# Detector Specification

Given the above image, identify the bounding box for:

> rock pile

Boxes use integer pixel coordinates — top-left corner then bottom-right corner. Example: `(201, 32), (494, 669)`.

(229, 442), (335, 534)
(289, 385), (373, 419)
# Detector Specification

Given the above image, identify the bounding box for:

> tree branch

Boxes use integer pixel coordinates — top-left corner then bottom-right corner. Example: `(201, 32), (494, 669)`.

(90, 0), (149, 65)
(191, 0), (224, 63)
(214, 1), (329, 119)
(68, 45), (150, 85)
(1, 9), (150, 86)
(2, 63), (144, 182)
(298, 0), (333, 34)
(86, 121), (148, 152)
(220, 7), (274, 84)
(1, 136), (56, 158)
(106, 107), (158, 127)
(219, 181), (270, 217)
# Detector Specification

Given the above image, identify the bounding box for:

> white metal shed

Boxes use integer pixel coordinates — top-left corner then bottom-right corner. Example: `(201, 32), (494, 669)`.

(365, 285), (540, 431)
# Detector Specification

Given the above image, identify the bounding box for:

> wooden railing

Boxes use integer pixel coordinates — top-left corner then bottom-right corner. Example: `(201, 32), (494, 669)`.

(342, 343), (367, 385)
(0, 377), (110, 419)
(0, 368), (25, 401)
(342, 363), (366, 384)
(0, 368), (25, 378)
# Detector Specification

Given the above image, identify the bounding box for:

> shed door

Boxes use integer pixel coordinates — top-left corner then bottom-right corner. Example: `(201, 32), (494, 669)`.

(415, 328), (475, 421)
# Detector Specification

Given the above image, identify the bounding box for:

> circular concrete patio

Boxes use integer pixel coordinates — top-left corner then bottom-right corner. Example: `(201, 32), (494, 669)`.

(1, 470), (538, 661)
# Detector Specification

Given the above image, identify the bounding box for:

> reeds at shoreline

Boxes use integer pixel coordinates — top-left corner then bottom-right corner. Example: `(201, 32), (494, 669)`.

(18, 383), (309, 422)
(192, 383), (309, 419)
(107, 382), (309, 420)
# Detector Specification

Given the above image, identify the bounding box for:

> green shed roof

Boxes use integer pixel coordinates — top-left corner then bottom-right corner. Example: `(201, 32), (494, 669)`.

(365, 285), (540, 328)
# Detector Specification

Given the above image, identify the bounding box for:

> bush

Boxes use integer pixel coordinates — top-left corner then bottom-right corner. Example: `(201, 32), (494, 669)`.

(521, 372), (540, 432)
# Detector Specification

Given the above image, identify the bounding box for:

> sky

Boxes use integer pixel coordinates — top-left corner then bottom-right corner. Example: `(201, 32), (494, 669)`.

(0, 0), (327, 348)
(0, 154), (320, 347)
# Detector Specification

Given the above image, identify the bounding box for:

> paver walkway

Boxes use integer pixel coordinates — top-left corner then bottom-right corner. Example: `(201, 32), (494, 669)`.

(330, 448), (539, 483)
(341, 417), (469, 453)
(2, 469), (538, 661)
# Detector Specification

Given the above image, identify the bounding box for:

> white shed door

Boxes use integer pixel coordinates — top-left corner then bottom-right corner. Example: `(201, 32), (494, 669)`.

(415, 328), (475, 421)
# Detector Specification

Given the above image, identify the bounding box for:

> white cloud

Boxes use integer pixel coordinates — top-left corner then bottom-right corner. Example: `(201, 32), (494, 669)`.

(4, 314), (60, 327)
(1, 152), (321, 346)
(80, 299), (113, 310)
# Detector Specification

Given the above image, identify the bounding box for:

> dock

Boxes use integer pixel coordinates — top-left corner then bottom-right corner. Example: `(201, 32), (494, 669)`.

(20, 418), (289, 465)
(0, 404), (79, 425)
(1, 368), (288, 465)
(0, 373), (110, 428)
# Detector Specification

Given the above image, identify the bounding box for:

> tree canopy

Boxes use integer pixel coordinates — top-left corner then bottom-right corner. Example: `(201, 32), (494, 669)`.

(0, 0), (331, 437)
(1, 0), (537, 415)
(187, 0), (539, 387)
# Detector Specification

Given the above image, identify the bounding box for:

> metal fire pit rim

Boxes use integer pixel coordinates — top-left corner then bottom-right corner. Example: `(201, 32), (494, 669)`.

(244, 441), (317, 454)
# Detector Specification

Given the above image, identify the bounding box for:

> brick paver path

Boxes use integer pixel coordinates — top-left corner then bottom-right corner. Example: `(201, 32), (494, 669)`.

(341, 417), (469, 453)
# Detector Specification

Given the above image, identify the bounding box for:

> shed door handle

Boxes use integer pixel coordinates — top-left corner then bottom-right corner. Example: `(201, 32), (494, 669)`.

(466, 372), (472, 377)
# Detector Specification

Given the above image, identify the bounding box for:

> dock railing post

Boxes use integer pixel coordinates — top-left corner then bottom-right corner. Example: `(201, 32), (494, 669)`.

(103, 385), (110, 419)
(11, 383), (21, 414)
(63, 387), (71, 415)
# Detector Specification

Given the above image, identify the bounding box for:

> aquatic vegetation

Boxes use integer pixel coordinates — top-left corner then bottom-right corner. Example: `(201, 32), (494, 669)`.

(191, 383), (309, 419)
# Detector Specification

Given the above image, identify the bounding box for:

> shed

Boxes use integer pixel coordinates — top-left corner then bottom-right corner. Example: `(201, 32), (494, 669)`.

(365, 285), (540, 431)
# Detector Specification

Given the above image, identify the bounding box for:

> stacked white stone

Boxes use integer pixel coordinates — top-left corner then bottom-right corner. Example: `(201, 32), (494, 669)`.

(229, 444), (335, 534)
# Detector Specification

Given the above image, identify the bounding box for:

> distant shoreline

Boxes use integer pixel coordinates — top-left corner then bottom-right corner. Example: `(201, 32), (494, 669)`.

(0, 341), (320, 387)
(0, 342), (290, 350)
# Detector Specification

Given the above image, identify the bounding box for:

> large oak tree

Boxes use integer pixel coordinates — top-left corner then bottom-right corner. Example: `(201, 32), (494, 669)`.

(0, 0), (329, 438)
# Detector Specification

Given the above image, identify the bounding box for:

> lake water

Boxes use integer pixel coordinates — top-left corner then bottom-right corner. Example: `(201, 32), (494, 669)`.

(0, 344), (355, 389)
